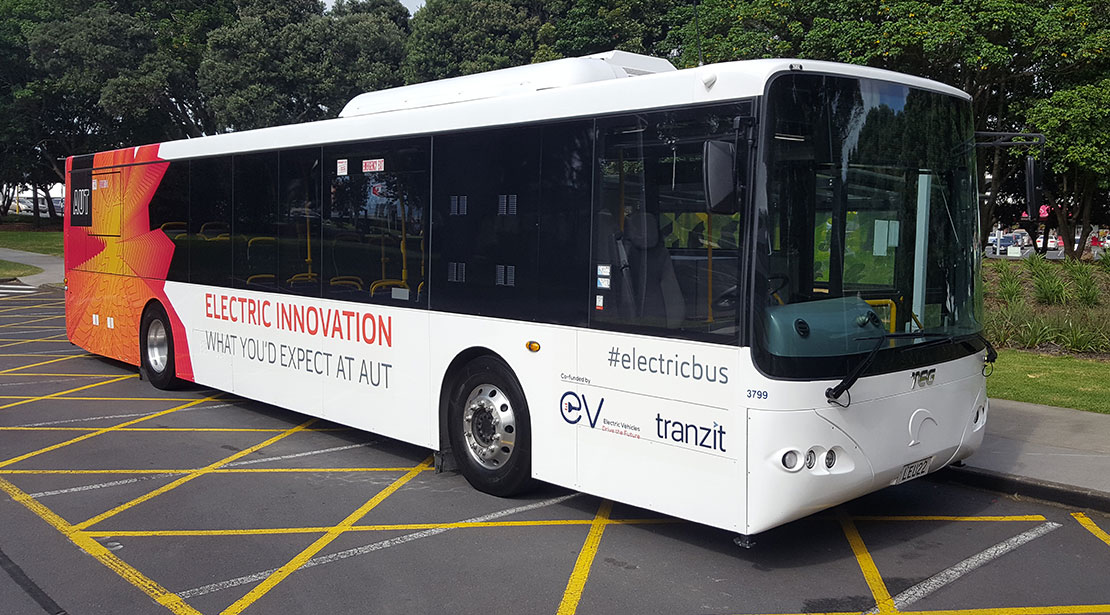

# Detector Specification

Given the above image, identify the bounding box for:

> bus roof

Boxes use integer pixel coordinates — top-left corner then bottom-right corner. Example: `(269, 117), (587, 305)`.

(136, 55), (970, 163)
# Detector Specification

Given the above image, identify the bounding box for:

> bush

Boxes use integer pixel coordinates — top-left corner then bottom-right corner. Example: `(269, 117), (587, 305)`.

(1032, 272), (1071, 305)
(1025, 252), (1051, 280)
(1066, 260), (1101, 307)
(1012, 315), (1057, 348)
(1058, 318), (1108, 353)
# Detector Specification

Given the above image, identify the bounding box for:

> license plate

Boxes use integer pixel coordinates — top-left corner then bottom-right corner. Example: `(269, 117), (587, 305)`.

(896, 457), (932, 484)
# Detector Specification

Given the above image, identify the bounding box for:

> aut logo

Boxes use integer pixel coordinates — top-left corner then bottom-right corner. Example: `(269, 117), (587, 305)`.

(560, 391), (603, 428)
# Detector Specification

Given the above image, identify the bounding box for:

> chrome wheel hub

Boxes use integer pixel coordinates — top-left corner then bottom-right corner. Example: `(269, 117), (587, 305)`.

(461, 384), (516, 470)
(146, 319), (168, 374)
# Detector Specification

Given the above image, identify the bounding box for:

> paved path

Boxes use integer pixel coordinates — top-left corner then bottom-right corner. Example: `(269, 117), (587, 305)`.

(950, 398), (1110, 511)
(0, 246), (63, 287)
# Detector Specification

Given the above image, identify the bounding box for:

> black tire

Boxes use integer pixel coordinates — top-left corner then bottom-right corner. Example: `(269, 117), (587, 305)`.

(448, 356), (534, 497)
(139, 303), (179, 390)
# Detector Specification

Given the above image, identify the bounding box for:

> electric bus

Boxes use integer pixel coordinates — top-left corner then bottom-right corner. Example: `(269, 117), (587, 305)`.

(64, 51), (992, 535)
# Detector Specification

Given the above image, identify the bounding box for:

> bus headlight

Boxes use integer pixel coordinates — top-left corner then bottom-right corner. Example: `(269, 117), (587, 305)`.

(781, 450), (799, 469)
(825, 449), (837, 469)
(805, 449), (817, 469)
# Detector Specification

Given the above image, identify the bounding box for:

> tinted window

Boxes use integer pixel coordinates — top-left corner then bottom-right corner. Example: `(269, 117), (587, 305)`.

(322, 138), (429, 306)
(233, 152), (280, 290)
(148, 161), (189, 282)
(591, 106), (748, 343)
(431, 127), (541, 318)
(189, 157), (233, 287)
(537, 121), (594, 326)
(277, 148), (323, 296)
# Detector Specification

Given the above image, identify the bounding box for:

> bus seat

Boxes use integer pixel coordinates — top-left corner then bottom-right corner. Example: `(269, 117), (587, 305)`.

(622, 211), (685, 328)
(160, 222), (187, 238)
(199, 221), (229, 239)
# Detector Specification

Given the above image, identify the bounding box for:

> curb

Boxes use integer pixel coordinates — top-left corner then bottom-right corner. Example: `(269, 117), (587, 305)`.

(936, 465), (1110, 514)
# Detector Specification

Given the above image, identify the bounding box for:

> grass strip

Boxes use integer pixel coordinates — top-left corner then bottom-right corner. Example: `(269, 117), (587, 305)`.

(0, 259), (44, 279)
(988, 349), (1110, 414)
(0, 231), (63, 256)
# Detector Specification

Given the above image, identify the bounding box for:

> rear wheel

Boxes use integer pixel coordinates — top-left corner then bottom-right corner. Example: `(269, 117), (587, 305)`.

(140, 303), (178, 390)
(448, 356), (533, 496)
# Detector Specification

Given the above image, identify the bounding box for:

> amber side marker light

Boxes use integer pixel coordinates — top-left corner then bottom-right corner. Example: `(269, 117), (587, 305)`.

(526, 341), (541, 353)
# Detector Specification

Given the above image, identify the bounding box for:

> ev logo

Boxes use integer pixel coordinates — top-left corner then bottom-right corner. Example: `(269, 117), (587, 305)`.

(560, 391), (604, 428)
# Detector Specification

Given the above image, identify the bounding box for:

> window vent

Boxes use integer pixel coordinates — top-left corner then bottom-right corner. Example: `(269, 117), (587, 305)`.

(497, 194), (518, 216)
(496, 264), (516, 287)
(450, 195), (468, 216)
(448, 262), (466, 282)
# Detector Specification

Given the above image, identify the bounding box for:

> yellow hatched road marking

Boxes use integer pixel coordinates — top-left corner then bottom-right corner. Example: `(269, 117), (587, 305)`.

(73, 418), (318, 530)
(1073, 512), (1110, 547)
(556, 499), (613, 615)
(0, 395), (195, 401)
(0, 374), (136, 411)
(0, 354), (81, 373)
(0, 426), (350, 433)
(84, 517), (673, 538)
(1, 467), (433, 475)
(0, 394), (218, 469)
(0, 315), (64, 327)
(850, 515), (1048, 522)
(840, 516), (896, 614)
(0, 372), (129, 377)
(0, 302), (63, 313)
(0, 353), (82, 358)
(0, 339), (72, 344)
(221, 456), (433, 615)
(0, 477), (202, 615)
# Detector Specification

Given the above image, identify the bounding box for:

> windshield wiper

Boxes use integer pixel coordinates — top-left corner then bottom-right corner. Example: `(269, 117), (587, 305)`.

(825, 332), (953, 407)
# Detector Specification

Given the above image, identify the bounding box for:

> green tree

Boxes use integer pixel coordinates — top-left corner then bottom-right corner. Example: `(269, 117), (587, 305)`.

(402, 0), (542, 83)
(199, 1), (407, 131)
(1026, 79), (1110, 259)
(663, 0), (1110, 246)
(548, 0), (681, 59)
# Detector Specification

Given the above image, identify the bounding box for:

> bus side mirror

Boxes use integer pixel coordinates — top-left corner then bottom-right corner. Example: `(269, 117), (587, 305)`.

(1025, 156), (1043, 220)
(704, 140), (737, 214)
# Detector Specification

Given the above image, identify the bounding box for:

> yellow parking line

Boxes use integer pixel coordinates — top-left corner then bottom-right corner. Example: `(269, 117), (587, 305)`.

(556, 499), (613, 615)
(897, 606), (1110, 615)
(0, 477), (202, 615)
(1072, 512), (1110, 547)
(73, 418), (318, 531)
(0, 395), (189, 401)
(0, 354), (82, 374)
(0, 394), (218, 469)
(851, 515), (1047, 522)
(0, 374), (136, 411)
(840, 517), (896, 614)
(84, 517), (675, 538)
(221, 456), (433, 615)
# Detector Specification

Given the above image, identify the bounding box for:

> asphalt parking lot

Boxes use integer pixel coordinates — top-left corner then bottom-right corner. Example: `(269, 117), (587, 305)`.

(1, 287), (1109, 615)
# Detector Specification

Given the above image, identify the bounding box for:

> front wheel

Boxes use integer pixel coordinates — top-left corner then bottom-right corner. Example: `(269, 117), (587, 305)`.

(448, 356), (533, 497)
(140, 303), (179, 390)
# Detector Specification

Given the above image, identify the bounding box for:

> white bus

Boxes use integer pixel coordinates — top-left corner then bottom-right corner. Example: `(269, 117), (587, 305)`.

(64, 51), (993, 535)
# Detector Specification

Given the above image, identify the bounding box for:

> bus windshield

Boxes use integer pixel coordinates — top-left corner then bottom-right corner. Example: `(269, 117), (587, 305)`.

(755, 74), (982, 378)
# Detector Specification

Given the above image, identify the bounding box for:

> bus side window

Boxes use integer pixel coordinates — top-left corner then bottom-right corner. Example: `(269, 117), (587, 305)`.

(234, 152), (280, 290)
(591, 106), (746, 342)
(189, 157), (233, 288)
(148, 161), (190, 282)
(278, 148), (323, 297)
(322, 137), (430, 306)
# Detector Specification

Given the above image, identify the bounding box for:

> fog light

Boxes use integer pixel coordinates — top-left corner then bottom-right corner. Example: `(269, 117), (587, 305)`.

(825, 449), (837, 469)
(782, 450), (799, 469)
(805, 449), (817, 469)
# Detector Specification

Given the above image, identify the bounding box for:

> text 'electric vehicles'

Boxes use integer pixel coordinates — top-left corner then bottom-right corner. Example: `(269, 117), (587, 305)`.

(65, 51), (991, 534)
